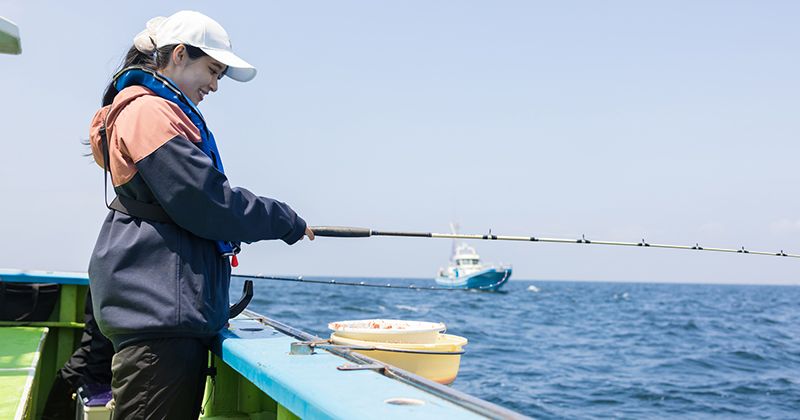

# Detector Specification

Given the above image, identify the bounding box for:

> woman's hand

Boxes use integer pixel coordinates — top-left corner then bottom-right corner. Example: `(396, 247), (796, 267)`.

(304, 226), (315, 241)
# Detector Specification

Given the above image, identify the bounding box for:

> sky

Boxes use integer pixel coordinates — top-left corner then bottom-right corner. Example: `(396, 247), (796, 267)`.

(1, 1), (798, 285)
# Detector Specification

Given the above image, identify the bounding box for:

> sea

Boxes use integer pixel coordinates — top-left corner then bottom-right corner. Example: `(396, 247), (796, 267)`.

(232, 276), (800, 419)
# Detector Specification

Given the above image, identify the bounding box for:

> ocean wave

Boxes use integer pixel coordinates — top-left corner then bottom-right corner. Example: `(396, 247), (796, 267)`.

(245, 279), (800, 419)
(394, 304), (427, 313)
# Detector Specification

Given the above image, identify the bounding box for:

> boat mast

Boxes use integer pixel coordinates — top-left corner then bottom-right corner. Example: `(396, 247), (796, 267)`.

(449, 222), (459, 262)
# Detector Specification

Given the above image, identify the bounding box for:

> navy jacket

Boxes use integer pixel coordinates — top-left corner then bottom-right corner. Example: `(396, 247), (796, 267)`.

(88, 86), (306, 349)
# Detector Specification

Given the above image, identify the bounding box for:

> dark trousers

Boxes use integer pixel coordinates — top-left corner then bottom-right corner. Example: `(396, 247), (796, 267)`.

(42, 289), (114, 420)
(111, 337), (209, 420)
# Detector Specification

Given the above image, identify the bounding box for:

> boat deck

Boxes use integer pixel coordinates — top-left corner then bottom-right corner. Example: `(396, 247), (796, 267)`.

(0, 326), (48, 420)
(0, 269), (526, 419)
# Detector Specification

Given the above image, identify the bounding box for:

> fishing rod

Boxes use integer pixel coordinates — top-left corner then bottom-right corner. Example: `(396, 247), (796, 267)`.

(309, 226), (800, 259)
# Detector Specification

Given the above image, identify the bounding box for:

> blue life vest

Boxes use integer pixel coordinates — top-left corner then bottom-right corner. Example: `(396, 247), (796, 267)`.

(114, 66), (240, 257)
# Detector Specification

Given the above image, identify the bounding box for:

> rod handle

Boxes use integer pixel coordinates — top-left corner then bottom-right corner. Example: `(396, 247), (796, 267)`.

(309, 226), (372, 237)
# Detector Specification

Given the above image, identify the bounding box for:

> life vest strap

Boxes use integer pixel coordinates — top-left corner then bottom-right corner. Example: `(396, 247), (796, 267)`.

(108, 195), (175, 225)
(101, 122), (175, 225)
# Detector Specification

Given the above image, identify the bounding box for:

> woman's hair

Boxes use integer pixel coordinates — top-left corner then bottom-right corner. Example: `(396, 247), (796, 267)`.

(101, 44), (207, 106)
(84, 44), (207, 157)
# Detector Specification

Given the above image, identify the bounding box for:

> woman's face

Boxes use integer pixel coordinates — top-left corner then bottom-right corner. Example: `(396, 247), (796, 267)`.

(162, 45), (227, 106)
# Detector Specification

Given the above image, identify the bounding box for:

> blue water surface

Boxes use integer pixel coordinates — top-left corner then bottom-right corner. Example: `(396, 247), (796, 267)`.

(232, 277), (800, 419)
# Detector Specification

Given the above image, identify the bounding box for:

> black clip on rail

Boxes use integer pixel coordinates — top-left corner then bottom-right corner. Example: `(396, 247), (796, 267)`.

(229, 280), (253, 319)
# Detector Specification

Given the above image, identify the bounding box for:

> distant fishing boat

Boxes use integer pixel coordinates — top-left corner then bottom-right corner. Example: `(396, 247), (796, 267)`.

(436, 242), (512, 291)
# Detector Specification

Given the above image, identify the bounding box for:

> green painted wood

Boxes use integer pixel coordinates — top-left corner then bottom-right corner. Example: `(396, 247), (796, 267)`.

(33, 324), (59, 419)
(277, 405), (301, 420)
(0, 321), (84, 328)
(33, 283), (87, 419)
(0, 327), (47, 420)
(55, 285), (78, 369)
(0, 374), (31, 419)
(202, 355), (279, 419)
(204, 356), (238, 416)
(239, 373), (274, 414)
(0, 327), (45, 368)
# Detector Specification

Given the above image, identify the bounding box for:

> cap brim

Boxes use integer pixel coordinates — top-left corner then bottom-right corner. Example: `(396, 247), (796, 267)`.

(202, 48), (257, 82)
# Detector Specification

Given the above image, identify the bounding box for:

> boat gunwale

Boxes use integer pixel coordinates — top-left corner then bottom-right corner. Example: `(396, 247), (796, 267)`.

(243, 310), (528, 419)
(0, 269), (529, 419)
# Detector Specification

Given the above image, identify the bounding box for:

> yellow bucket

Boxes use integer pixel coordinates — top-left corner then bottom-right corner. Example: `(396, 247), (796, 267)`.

(330, 333), (468, 384)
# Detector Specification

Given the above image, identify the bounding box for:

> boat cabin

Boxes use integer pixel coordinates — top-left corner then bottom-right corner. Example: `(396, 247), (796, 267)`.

(452, 244), (481, 267)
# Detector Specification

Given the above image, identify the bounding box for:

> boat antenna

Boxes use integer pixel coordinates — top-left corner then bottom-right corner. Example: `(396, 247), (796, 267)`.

(308, 226), (800, 259)
(448, 222), (459, 262)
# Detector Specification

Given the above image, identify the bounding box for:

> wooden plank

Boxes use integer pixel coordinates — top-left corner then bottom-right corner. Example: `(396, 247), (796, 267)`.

(0, 327), (48, 420)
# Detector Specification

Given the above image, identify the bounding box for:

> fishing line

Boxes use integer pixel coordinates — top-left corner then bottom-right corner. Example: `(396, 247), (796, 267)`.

(309, 226), (800, 259)
(231, 273), (482, 291)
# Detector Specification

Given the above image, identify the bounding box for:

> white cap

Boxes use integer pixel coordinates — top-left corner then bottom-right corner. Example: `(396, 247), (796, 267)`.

(134, 11), (256, 82)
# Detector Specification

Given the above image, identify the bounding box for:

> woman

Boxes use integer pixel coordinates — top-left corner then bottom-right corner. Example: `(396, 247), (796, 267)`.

(87, 11), (313, 419)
